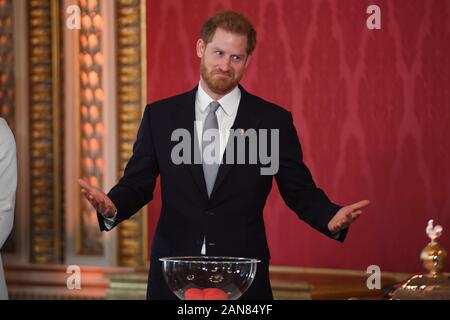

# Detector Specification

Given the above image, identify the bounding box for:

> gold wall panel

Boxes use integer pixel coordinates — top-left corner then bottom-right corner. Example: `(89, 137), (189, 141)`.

(116, 0), (147, 267)
(28, 0), (63, 264)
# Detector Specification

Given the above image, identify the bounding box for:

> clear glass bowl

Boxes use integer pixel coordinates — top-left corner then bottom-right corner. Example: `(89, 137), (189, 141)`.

(159, 256), (260, 300)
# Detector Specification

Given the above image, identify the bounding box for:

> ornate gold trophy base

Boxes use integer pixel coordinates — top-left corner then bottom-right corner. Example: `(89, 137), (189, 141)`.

(391, 220), (450, 300)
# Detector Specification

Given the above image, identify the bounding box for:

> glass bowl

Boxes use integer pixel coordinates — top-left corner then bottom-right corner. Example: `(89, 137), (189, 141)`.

(159, 256), (260, 300)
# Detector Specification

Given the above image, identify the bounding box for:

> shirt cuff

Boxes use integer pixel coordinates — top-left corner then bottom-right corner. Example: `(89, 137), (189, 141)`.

(332, 231), (342, 240)
(102, 209), (117, 230)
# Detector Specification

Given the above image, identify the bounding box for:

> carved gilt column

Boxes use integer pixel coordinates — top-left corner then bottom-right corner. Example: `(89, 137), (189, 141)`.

(28, 0), (63, 264)
(115, 0), (147, 267)
(77, 0), (105, 255)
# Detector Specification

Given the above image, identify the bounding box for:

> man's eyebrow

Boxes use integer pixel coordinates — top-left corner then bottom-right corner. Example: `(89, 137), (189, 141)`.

(211, 46), (245, 56)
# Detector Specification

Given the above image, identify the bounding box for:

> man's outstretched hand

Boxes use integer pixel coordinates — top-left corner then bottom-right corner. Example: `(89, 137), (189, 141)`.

(78, 179), (117, 218)
(328, 200), (370, 233)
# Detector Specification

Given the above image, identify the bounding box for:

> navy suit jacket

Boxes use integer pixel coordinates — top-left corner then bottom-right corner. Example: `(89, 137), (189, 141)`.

(98, 85), (346, 299)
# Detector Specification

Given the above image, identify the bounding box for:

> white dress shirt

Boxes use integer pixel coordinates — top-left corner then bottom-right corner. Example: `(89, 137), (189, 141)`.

(102, 83), (241, 255)
(196, 83), (240, 254)
(0, 118), (17, 300)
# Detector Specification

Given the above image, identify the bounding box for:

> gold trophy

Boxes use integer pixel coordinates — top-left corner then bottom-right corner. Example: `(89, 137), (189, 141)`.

(391, 220), (450, 299)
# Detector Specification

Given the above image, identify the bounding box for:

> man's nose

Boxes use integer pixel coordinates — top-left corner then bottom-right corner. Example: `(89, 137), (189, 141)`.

(218, 58), (231, 71)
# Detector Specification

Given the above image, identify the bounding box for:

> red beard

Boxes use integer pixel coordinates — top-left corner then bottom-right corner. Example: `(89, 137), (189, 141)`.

(201, 61), (241, 95)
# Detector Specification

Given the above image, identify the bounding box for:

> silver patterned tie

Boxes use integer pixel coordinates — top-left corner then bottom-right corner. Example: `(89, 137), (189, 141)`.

(202, 101), (221, 197)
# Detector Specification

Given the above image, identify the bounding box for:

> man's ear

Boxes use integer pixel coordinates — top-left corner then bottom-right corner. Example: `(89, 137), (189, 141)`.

(244, 54), (252, 68)
(196, 39), (205, 58)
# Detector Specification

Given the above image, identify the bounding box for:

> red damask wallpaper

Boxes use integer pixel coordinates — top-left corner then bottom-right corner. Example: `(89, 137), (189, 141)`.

(146, 0), (450, 273)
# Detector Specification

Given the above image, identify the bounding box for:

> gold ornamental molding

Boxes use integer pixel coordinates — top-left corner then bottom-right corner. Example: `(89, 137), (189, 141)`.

(28, 0), (63, 264)
(77, 0), (105, 255)
(115, 0), (147, 267)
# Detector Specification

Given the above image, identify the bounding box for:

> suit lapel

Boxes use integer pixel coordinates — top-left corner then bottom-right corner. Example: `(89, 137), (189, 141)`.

(172, 86), (209, 201)
(209, 86), (261, 199)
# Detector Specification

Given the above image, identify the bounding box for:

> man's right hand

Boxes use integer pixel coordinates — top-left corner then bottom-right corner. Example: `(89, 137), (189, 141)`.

(78, 179), (117, 218)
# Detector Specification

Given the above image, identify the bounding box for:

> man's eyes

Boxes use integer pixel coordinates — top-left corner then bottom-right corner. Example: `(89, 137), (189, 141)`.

(214, 51), (242, 61)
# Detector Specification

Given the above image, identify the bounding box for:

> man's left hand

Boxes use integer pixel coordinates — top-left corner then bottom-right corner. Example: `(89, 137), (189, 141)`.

(328, 200), (370, 233)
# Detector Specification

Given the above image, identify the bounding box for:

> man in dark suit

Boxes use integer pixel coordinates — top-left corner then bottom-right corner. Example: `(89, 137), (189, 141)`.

(79, 10), (369, 300)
